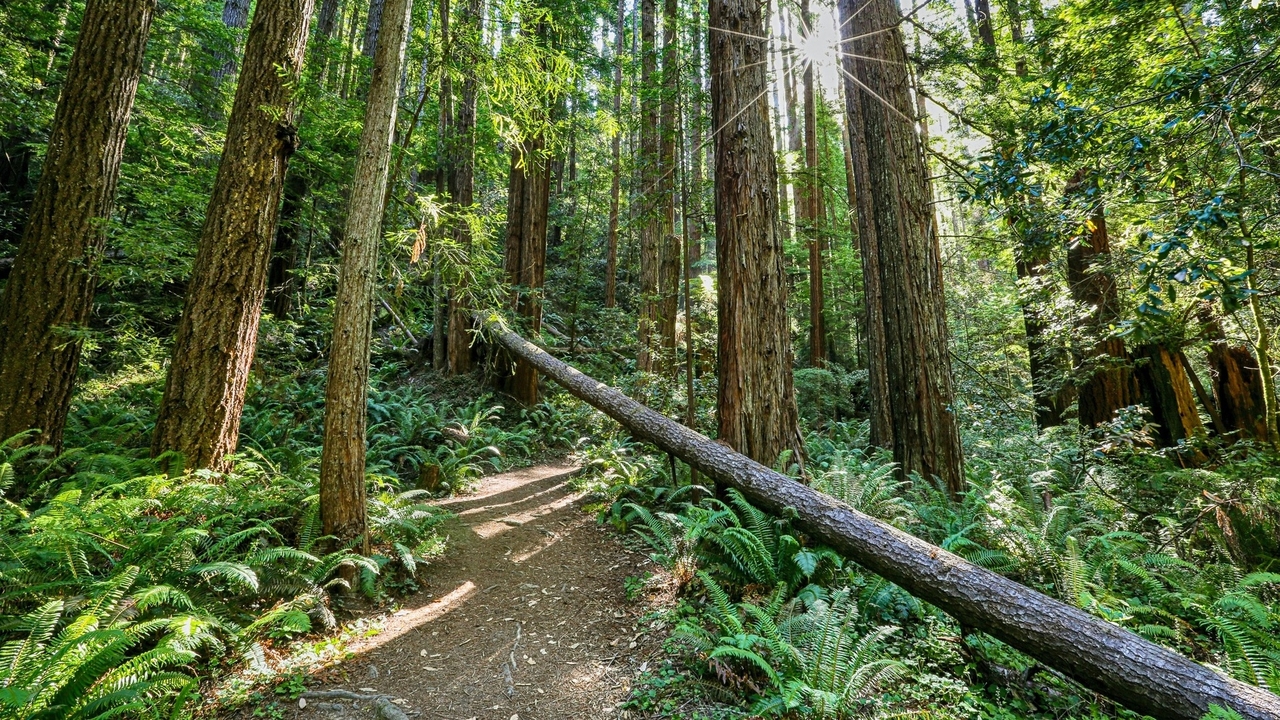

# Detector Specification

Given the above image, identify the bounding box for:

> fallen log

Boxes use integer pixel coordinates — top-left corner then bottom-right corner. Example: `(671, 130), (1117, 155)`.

(478, 313), (1280, 720)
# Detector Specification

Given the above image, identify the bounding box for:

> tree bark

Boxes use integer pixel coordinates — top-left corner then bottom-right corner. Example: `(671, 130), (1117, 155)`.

(445, 0), (485, 375)
(710, 0), (803, 468)
(604, 0), (624, 308)
(799, 0), (825, 367)
(152, 0), (315, 471)
(637, 0), (661, 372)
(1066, 171), (1138, 428)
(838, 0), (964, 497)
(212, 0), (252, 83)
(480, 314), (1280, 720)
(362, 0), (387, 58)
(1134, 344), (1206, 461)
(268, 170), (308, 319)
(689, 3), (705, 267)
(1203, 307), (1269, 441)
(502, 139), (550, 405)
(0, 0), (154, 451)
(320, 0), (414, 549)
(657, 0), (680, 370)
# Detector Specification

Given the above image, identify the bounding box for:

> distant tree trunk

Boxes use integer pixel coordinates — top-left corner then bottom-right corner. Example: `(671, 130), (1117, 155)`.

(604, 0), (624, 308)
(152, 0), (315, 471)
(688, 3), (705, 266)
(838, 0), (964, 497)
(800, 0), (825, 367)
(1203, 307), (1269, 441)
(770, 32), (791, 243)
(362, 0), (386, 58)
(1134, 344), (1206, 461)
(1066, 171), (1138, 428)
(710, 0), (804, 468)
(446, 0), (485, 375)
(212, 0), (252, 83)
(317, 0), (342, 37)
(268, 171), (307, 319)
(0, 0), (154, 451)
(657, 0), (680, 370)
(637, 0), (661, 372)
(503, 140), (551, 405)
(1017, 241), (1073, 429)
(973, 0), (997, 67)
(320, 0), (413, 550)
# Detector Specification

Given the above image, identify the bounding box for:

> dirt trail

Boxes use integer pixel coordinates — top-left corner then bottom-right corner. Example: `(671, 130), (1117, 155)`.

(290, 463), (662, 719)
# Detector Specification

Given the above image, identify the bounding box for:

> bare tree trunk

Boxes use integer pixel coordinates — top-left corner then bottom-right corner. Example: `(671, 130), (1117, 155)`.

(710, 0), (804, 468)
(604, 0), (624, 308)
(362, 0), (387, 58)
(480, 314), (1280, 720)
(446, 0), (485, 375)
(1066, 171), (1138, 428)
(838, 0), (964, 497)
(1134, 344), (1206, 462)
(212, 0), (252, 84)
(503, 140), (551, 405)
(657, 0), (680, 372)
(0, 0), (154, 452)
(799, 0), (825, 367)
(1203, 306), (1269, 441)
(689, 3), (705, 267)
(320, 0), (414, 549)
(637, 0), (660, 372)
(152, 0), (315, 471)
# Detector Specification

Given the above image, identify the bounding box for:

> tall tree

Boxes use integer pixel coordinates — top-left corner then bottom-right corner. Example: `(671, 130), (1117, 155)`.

(838, 0), (965, 496)
(798, 0), (825, 366)
(1066, 171), (1138, 428)
(503, 139), (551, 405)
(710, 0), (803, 467)
(657, 0), (680, 368)
(320, 0), (414, 550)
(604, 0), (624, 308)
(637, 0), (661, 372)
(688, 2), (705, 266)
(0, 0), (154, 451)
(152, 0), (316, 470)
(446, 0), (486, 374)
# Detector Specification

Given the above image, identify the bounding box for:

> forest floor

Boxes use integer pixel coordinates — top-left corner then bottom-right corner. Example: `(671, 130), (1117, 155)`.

(256, 463), (669, 720)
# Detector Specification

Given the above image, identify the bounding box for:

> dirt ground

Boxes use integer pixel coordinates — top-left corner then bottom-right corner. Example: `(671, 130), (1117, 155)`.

(277, 463), (666, 720)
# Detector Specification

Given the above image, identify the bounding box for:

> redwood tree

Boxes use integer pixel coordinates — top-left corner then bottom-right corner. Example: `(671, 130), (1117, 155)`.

(637, 0), (661, 372)
(838, 0), (964, 496)
(446, 0), (486, 375)
(604, 0), (624, 308)
(710, 0), (803, 467)
(0, 0), (155, 451)
(503, 139), (551, 405)
(320, 0), (414, 549)
(152, 0), (315, 470)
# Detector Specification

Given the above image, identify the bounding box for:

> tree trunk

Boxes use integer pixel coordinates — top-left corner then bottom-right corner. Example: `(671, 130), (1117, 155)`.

(689, 3), (705, 266)
(657, 0), (680, 372)
(152, 0), (315, 471)
(800, 0), (825, 367)
(604, 0), (624, 308)
(212, 0), (252, 83)
(1134, 344), (1206, 462)
(1066, 171), (1138, 428)
(446, 0), (485, 375)
(1203, 308), (1269, 441)
(362, 0), (387, 58)
(1017, 245), (1073, 429)
(637, 0), (661, 372)
(479, 314), (1280, 720)
(710, 0), (804, 468)
(838, 0), (964, 497)
(320, 0), (413, 549)
(0, 0), (154, 451)
(502, 139), (550, 405)
(973, 0), (997, 67)
(268, 170), (307, 319)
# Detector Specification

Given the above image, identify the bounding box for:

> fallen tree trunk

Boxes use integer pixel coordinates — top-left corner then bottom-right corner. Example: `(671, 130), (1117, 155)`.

(478, 313), (1280, 720)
